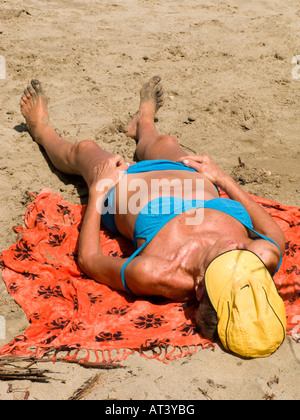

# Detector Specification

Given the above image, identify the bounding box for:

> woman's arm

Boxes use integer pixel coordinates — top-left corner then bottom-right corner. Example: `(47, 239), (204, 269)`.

(218, 175), (285, 252)
(77, 155), (130, 291)
(178, 155), (285, 255)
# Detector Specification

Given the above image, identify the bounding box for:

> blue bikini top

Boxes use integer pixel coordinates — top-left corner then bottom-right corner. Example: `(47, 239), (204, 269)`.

(121, 196), (283, 295)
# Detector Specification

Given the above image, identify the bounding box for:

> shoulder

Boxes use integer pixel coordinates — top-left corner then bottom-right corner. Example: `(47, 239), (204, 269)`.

(247, 239), (282, 274)
(125, 255), (195, 301)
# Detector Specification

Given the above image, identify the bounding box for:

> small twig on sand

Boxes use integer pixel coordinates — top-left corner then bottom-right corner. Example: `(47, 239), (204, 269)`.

(68, 373), (102, 400)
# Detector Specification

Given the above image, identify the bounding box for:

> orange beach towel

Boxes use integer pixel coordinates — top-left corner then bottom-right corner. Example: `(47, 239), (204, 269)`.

(0, 189), (299, 363)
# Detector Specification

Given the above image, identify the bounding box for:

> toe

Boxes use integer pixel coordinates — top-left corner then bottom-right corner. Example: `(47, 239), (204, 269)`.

(155, 82), (164, 105)
(31, 79), (43, 94)
(27, 85), (35, 95)
(156, 84), (164, 96)
(150, 75), (161, 85)
(23, 87), (30, 97)
(157, 93), (164, 102)
(23, 85), (35, 100)
(157, 98), (164, 109)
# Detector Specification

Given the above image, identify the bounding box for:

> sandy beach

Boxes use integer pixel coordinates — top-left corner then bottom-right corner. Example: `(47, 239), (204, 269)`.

(0, 0), (300, 400)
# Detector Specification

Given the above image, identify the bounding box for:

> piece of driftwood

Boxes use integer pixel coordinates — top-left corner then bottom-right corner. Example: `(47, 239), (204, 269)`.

(0, 353), (124, 387)
(0, 355), (125, 369)
(0, 365), (52, 383)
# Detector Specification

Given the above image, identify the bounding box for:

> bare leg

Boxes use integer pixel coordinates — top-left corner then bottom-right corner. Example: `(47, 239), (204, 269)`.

(126, 76), (188, 161)
(20, 80), (113, 186)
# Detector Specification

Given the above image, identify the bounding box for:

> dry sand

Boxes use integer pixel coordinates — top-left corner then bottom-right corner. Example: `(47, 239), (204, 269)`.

(0, 0), (300, 400)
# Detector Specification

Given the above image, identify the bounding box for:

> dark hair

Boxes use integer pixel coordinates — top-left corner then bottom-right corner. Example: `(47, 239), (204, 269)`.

(194, 280), (218, 341)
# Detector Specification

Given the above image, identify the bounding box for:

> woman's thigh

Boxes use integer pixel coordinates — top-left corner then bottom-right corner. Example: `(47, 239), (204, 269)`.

(73, 140), (114, 186)
(138, 135), (187, 162)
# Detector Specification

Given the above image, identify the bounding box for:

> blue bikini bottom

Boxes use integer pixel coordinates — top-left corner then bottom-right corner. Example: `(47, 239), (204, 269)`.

(101, 159), (201, 234)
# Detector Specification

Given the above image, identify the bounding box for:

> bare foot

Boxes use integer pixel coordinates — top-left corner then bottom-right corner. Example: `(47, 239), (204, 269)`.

(139, 75), (164, 112)
(20, 79), (50, 143)
(125, 75), (164, 140)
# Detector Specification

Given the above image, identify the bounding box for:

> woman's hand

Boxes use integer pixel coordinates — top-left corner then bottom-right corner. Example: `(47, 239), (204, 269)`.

(89, 154), (130, 196)
(177, 154), (229, 187)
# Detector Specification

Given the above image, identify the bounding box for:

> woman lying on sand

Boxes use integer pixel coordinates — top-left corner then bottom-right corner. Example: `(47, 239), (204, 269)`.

(20, 76), (286, 358)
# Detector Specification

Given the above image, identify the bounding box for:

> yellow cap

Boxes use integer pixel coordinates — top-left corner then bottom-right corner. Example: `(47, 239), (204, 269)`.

(205, 250), (286, 358)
